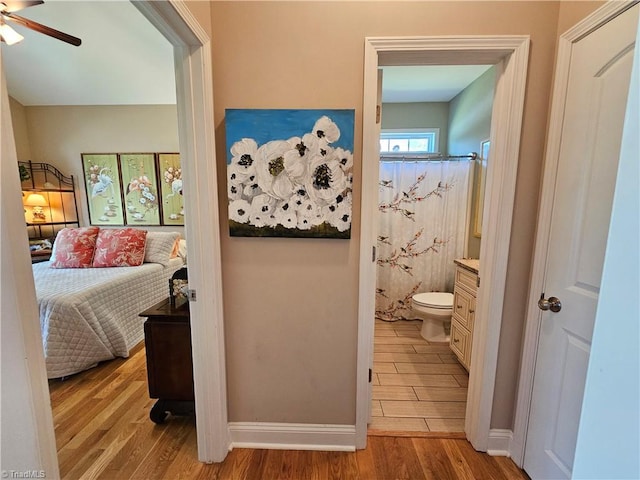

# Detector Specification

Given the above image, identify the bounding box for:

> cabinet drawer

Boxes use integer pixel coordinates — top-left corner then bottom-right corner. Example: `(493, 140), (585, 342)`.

(449, 321), (470, 370)
(455, 267), (478, 292)
(453, 288), (475, 329)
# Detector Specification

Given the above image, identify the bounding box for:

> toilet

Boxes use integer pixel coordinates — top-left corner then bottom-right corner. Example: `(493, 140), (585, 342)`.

(411, 292), (454, 343)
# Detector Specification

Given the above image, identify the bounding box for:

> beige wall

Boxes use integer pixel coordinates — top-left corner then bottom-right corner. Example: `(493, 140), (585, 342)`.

(9, 97), (32, 161)
(557, 1), (605, 35)
(17, 104), (181, 232)
(211, 1), (564, 428)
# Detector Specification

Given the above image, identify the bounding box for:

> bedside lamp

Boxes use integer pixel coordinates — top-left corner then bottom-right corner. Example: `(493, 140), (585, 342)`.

(24, 193), (48, 222)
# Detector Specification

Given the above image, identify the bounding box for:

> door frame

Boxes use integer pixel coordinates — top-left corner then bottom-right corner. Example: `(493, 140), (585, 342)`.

(0, 0), (229, 471)
(356, 36), (530, 450)
(511, 0), (638, 466)
(133, 0), (230, 462)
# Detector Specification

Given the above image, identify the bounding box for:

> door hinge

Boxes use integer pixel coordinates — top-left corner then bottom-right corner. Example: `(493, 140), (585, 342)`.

(477, 276), (480, 288)
(372, 246), (376, 262)
(369, 368), (372, 383)
(376, 105), (381, 124)
(188, 289), (197, 302)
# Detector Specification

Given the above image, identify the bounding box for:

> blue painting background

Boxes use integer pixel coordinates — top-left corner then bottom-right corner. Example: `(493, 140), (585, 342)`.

(225, 109), (355, 164)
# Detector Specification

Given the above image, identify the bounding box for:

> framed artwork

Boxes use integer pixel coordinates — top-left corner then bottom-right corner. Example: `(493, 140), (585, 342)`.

(473, 139), (490, 238)
(157, 153), (184, 226)
(119, 153), (161, 226)
(225, 108), (355, 239)
(81, 153), (125, 225)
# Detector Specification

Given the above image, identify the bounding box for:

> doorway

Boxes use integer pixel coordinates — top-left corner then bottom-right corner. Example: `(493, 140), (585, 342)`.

(356, 36), (530, 450)
(369, 65), (494, 434)
(0, 0), (228, 472)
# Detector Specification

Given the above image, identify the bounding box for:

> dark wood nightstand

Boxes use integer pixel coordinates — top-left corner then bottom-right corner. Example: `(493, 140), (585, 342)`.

(139, 297), (194, 424)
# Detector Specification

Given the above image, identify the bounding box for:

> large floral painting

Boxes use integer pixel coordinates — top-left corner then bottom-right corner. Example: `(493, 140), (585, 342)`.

(225, 109), (355, 238)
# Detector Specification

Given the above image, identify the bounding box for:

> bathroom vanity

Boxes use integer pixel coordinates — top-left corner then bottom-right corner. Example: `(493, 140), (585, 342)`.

(450, 259), (480, 371)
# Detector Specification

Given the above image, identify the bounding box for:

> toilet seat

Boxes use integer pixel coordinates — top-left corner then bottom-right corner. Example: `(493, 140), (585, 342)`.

(412, 292), (453, 309)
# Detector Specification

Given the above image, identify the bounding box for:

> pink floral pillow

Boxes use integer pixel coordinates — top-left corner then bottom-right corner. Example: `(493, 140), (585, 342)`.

(50, 227), (100, 269)
(92, 228), (148, 267)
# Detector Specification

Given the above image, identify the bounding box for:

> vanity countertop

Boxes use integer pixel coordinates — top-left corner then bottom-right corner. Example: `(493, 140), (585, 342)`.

(454, 258), (480, 274)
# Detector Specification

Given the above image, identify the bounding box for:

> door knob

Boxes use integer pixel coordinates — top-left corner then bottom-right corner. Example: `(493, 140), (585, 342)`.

(538, 294), (562, 313)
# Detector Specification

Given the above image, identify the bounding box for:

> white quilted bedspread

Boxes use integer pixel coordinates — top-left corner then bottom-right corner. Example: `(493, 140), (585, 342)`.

(32, 258), (183, 379)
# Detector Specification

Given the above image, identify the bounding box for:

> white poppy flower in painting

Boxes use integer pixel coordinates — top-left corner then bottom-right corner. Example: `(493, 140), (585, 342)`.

(323, 192), (352, 232)
(229, 138), (258, 183)
(333, 147), (353, 172)
(229, 199), (251, 223)
(305, 153), (347, 207)
(227, 176), (243, 201)
(283, 133), (320, 183)
(312, 116), (340, 144)
(242, 182), (262, 199)
(274, 201), (298, 229)
(296, 199), (324, 228)
(249, 194), (277, 225)
(255, 140), (295, 201)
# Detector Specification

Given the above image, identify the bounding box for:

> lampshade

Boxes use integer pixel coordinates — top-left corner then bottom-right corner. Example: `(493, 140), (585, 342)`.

(0, 23), (24, 46)
(24, 193), (49, 207)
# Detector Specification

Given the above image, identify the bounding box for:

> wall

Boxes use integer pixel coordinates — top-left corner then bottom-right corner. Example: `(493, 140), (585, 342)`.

(15, 103), (182, 233)
(381, 102), (449, 152)
(448, 67), (496, 259)
(210, 1), (561, 429)
(9, 97), (31, 161)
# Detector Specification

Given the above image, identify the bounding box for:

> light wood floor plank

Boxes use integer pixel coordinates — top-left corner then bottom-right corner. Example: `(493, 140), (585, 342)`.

(372, 385), (418, 401)
(413, 386), (468, 402)
(394, 362), (466, 375)
(374, 343), (417, 353)
(374, 352), (443, 364)
(368, 417), (429, 432)
(381, 400), (467, 419)
(373, 361), (398, 374)
(378, 373), (460, 387)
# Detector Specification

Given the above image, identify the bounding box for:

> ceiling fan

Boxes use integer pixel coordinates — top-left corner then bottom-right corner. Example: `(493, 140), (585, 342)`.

(0, 0), (81, 46)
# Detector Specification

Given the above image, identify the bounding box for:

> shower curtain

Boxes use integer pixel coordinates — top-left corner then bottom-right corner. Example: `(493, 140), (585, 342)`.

(376, 159), (472, 322)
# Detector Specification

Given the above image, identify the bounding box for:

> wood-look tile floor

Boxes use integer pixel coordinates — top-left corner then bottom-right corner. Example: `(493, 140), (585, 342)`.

(369, 319), (468, 434)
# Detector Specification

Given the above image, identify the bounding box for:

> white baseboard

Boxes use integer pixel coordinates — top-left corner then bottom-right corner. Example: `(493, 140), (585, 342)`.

(228, 422), (356, 452)
(487, 428), (513, 457)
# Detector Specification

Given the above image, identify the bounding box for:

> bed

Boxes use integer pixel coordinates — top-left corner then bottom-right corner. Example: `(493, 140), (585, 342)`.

(34, 229), (185, 379)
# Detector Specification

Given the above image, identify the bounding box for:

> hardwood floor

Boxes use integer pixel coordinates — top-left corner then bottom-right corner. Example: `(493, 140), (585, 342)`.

(48, 343), (529, 479)
(370, 319), (468, 434)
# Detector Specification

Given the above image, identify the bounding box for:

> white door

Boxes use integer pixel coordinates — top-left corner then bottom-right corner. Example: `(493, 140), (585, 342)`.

(524, 4), (639, 479)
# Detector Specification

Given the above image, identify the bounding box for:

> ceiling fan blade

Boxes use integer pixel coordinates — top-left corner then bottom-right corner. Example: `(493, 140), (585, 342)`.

(4, 12), (81, 46)
(2, 1), (44, 13)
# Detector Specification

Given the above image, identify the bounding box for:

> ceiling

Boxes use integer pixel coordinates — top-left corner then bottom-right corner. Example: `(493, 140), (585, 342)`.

(1, 0), (175, 106)
(381, 65), (493, 103)
(2, 1), (491, 106)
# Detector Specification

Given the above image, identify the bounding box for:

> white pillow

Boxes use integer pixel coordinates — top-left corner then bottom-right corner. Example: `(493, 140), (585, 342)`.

(144, 231), (181, 266)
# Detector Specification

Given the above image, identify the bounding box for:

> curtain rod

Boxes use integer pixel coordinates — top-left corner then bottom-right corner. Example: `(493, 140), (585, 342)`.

(380, 152), (478, 162)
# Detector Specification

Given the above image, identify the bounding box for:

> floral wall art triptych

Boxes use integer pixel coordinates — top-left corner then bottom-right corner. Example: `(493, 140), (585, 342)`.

(82, 153), (184, 226)
(225, 109), (355, 239)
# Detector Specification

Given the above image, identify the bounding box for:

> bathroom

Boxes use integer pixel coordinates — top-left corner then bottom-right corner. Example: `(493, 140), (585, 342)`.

(370, 64), (495, 434)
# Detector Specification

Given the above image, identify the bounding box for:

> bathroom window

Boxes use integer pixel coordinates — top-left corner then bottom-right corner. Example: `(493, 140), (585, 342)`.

(380, 129), (439, 154)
